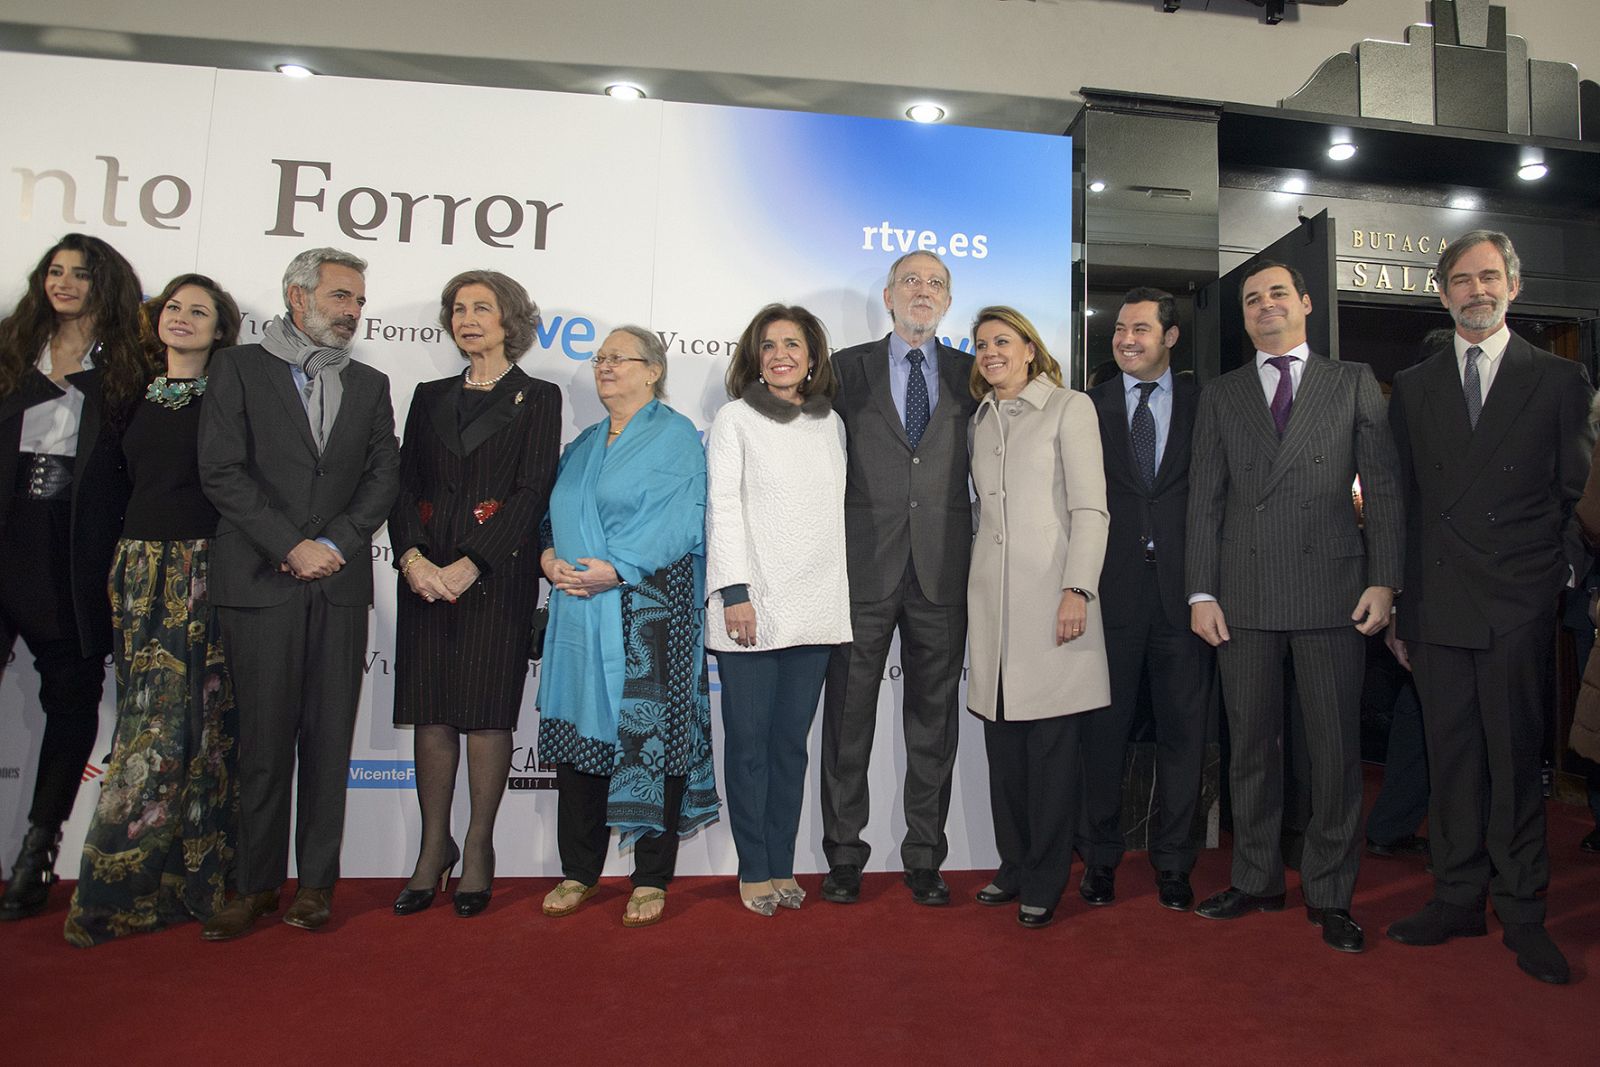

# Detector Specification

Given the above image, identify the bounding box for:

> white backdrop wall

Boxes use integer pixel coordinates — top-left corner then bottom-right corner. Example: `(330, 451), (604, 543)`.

(0, 52), (1073, 878)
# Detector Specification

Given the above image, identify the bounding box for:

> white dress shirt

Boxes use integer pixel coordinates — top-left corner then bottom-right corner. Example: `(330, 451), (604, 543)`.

(1254, 341), (1311, 405)
(19, 341), (93, 456)
(1454, 324), (1511, 401)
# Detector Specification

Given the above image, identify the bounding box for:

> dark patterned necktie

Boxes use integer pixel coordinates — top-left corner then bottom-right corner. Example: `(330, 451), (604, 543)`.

(1463, 345), (1483, 429)
(905, 348), (930, 449)
(1131, 381), (1158, 487)
(1266, 354), (1297, 438)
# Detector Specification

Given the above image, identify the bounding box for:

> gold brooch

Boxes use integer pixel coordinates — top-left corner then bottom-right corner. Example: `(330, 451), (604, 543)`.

(514, 390), (525, 405)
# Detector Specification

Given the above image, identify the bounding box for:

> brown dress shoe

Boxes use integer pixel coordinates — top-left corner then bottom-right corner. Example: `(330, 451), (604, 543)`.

(201, 890), (280, 941)
(283, 886), (333, 930)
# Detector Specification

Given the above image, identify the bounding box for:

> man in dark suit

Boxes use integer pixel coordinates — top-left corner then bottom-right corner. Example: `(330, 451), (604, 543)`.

(1078, 288), (1210, 913)
(1385, 231), (1591, 985)
(197, 248), (400, 939)
(1186, 261), (1402, 952)
(821, 251), (976, 906)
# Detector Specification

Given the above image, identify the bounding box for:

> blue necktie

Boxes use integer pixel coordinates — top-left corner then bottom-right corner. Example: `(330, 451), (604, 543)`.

(905, 348), (929, 450)
(1463, 345), (1483, 429)
(1131, 382), (1158, 487)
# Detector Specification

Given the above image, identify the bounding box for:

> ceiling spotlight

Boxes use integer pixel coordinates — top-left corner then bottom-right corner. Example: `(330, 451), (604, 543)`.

(605, 83), (646, 100)
(1088, 180), (1107, 193)
(275, 63), (314, 78)
(1449, 194), (1479, 210)
(1327, 141), (1357, 161)
(906, 103), (946, 124)
(1084, 308), (1096, 317)
(1279, 177), (1307, 194)
(1517, 162), (1548, 181)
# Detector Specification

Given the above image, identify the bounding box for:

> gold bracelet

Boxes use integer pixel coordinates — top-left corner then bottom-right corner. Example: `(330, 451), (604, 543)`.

(400, 550), (425, 575)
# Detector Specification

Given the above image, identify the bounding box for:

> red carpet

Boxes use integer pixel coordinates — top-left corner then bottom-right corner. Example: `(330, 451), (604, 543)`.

(7, 787), (1597, 1065)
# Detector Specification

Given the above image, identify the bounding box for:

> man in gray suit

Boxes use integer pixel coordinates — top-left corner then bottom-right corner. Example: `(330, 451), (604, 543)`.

(198, 248), (400, 939)
(1186, 261), (1402, 952)
(821, 251), (976, 906)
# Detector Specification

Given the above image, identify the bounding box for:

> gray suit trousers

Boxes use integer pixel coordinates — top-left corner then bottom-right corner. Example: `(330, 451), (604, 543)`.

(1218, 625), (1364, 908)
(822, 562), (964, 870)
(220, 584), (368, 893)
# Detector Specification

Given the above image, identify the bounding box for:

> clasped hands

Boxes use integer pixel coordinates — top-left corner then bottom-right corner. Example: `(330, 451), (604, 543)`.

(403, 552), (480, 603)
(282, 538), (344, 581)
(541, 549), (621, 598)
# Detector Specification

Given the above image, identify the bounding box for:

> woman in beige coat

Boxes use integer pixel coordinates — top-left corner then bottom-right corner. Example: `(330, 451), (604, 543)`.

(966, 305), (1109, 928)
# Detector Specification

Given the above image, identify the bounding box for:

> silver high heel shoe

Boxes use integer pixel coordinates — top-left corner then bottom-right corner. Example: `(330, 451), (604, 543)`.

(739, 882), (780, 917)
(774, 884), (806, 910)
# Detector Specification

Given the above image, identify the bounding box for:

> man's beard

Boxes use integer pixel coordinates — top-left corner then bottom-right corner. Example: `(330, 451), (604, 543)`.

(302, 299), (356, 349)
(1450, 294), (1508, 334)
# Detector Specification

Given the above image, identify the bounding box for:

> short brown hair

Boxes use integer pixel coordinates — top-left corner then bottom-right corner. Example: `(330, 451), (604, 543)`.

(967, 305), (1062, 400)
(437, 270), (542, 362)
(726, 304), (837, 401)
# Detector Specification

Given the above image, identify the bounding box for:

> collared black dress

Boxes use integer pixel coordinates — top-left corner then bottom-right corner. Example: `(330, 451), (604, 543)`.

(389, 365), (561, 730)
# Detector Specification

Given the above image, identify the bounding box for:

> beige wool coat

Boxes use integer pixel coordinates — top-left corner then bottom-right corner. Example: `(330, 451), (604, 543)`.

(967, 376), (1110, 721)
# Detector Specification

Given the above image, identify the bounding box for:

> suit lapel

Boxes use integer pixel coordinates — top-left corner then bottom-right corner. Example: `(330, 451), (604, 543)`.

(1420, 348), (1473, 500)
(1152, 375), (1195, 491)
(1097, 380), (1142, 492)
(863, 337), (909, 450)
(919, 342), (967, 451)
(1264, 354), (1334, 492)
(426, 377), (465, 457)
(460, 367), (530, 456)
(0, 368), (64, 426)
(1228, 363), (1281, 456)
(320, 367), (371, 458)
(1450, 336), (1540, 506)
(65, 368), (101, 492)
(267, 356), (323, 457)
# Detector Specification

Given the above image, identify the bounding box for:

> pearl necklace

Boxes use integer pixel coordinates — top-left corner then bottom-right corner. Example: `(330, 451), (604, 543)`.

(145, 376), (207, 410)
(463, 364), (513, 390)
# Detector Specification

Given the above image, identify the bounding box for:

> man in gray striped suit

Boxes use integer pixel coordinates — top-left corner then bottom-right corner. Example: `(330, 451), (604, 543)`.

(1186, 261), (1402, 953)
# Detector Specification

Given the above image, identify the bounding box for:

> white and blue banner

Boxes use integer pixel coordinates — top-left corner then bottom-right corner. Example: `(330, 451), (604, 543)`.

(0, 51), (1073, 878)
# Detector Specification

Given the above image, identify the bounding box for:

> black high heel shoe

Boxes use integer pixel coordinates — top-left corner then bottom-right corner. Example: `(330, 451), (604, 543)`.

(393, 840), (460, 916)
(453, 850), (495, 918)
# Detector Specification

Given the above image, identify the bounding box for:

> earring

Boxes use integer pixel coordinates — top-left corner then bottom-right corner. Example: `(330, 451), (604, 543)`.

(758, 374), (767, 385)
(805, 365), (814, 382)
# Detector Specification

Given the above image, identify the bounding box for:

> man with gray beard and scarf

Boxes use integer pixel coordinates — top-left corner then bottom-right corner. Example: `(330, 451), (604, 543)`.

(1385, 230), (1592, 984)
(197, 247), (399, 940)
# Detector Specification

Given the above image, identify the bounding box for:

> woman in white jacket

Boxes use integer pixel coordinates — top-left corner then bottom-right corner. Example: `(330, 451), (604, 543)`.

(706, 304), (850, 916)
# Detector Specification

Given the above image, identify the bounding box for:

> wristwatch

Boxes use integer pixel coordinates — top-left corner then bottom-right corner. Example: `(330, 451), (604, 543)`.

(1067, 587), (1095, 602)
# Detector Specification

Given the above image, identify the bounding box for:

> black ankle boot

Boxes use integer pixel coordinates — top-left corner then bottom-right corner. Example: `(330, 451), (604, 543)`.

(0, 824), (63, 921)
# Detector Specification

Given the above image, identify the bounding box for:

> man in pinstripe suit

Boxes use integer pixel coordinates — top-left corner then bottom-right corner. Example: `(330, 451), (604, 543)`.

(1186, 262), (1402, 953)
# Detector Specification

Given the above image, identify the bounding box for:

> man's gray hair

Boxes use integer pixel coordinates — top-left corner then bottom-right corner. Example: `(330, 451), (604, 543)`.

(609, 324), (669, 400)
(281, 247), (369, 310)
(885, 250), (952, 292)
(1435, 229), (1521, 290)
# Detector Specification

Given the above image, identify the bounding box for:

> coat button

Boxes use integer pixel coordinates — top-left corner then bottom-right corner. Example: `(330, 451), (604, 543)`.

(1249, 548), (1257, 556)
(1435, 559), (1443, 567)
(1502, 465), (1515, 472)
(1244, 463), (1253, 471)
(1434, 462), (1443, 471)
(1300, 501), (1311, 509)
(310, 514), (322, 525)
(1254, 503), (1265, 512)
(912, 457), (921, 465)
(910, 501), (918, 509)
(1314, 455), (1324, 463)
(994, 447), (1002, 455)
(994, 533), (1003, 544)
(1487, 513), (1495, 522)
(316, 466), (325, 477)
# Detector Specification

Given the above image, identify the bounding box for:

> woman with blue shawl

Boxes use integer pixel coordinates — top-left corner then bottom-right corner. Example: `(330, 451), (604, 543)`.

(537, 325), (719, 928)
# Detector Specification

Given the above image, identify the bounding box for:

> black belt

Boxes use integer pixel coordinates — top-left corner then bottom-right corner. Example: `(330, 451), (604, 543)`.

(15, 453), (72, 501)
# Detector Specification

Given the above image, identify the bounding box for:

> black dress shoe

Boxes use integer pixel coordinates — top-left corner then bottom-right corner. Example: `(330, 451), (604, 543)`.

(975, 882), (1018, 906)
(1195, 887), (1286, 920)
(453, 851), (495, 918)
(903, 867), (950, 906)
(1079, 865), (1115, 907)
(821, 864), (862, 904)
(1502, 922), (1570, 985)
(1156, 871), (1194, 912)
(1017, 904), (1055, 928)
(395, 840), (461, 916)
(1581, 828), (1600, 854)
(1386, 900), (1487, 945)
(1307, 906), (1365, 953)
(1366, 834), (1430, 858)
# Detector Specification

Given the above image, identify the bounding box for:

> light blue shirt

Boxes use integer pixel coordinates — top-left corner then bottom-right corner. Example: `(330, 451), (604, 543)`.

(1122, 367), (1174, 470)
(887, 332), (940, 427)
(288, 364), (342, 559)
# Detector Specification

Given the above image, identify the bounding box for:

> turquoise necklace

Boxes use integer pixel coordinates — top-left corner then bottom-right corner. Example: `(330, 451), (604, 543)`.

(146, 376), (207, 410)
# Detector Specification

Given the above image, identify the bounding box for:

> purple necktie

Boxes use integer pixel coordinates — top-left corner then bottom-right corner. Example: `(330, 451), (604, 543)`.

(1266, 354), (1297, 438)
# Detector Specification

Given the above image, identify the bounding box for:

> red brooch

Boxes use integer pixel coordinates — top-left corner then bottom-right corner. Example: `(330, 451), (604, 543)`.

(473, 499), (502, 524)
(417, 501), (434, 525)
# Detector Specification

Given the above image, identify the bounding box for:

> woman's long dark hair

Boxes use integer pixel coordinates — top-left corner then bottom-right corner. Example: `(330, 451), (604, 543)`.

(0, 233), (152, 422)
(139, 273), (243, 379)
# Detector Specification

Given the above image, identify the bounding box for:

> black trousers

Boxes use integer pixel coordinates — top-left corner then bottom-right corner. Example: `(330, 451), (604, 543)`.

(1411, 616), (1553, 924)
(0, 497), (105, 828)
(1078, 561), (1210, 873)
(983, 684), (1083, 909)
(217, 585), (367, 894)
(556, 765), (684, 889)
(822, 561), (965, 870)
(1365, 680), (1430, 845)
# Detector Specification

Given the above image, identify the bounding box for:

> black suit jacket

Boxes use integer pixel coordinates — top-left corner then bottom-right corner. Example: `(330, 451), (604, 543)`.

(198, 343), (400, 608)
(0, 367), (130, 659)
(831, 335), (976, 605)
(1091, 372), (1199, 631)
(1389, 332), (1593, 648)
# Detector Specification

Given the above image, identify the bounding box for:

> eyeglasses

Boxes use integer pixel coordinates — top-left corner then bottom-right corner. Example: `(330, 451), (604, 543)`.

(590, 355), (649, 368)
(894, 273), (948, 293)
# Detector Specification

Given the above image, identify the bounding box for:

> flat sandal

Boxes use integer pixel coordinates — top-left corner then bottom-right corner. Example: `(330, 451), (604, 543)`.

(541, 879), (597, 918)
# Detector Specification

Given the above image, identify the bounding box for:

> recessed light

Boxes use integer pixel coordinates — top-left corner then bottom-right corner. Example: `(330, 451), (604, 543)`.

(1517, 162), (1548, 181)
(1449, 195), (1479, 210)
(906, 103), (946, 124)
(275, 63), (314, 78)
(605, 83), (646, 100)
(1088, 180), (1107, 193)
(1327, 141), (1357, 161)
(1279, 177), (1307, 194)
(1084, 308), (1096, 317)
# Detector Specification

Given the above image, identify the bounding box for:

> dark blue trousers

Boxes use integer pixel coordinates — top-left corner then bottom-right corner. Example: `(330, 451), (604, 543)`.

(717, 645), (831, 882)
